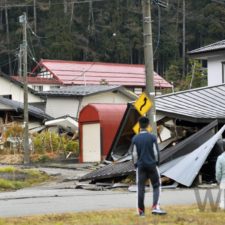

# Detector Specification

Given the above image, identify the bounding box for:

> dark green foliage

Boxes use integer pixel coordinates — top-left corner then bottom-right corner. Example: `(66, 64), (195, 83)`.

(0, 0), (224, 90)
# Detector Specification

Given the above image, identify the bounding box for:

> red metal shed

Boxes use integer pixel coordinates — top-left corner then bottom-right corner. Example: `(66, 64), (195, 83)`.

(79, 103), (127, 162)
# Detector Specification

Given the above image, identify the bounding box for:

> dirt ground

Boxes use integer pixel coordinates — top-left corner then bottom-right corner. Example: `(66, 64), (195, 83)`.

(0, 154), (24, 164)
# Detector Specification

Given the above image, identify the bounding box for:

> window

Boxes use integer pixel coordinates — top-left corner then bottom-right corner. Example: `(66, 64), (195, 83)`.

(32, 85), (43, 92)
(1, 95), (12, 99)
(50, 85), (60, 90)
(134, 88), (143, 95)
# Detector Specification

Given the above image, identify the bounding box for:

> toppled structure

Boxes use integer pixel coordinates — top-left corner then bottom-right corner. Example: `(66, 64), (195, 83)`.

(79, 84), (225, 188)
(45, 116), (78, 134)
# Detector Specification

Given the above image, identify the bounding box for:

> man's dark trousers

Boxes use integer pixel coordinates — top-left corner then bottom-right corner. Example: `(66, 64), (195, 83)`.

(137, 165), (161, 212)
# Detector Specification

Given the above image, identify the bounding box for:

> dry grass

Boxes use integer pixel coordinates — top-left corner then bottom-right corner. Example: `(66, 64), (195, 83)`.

(0, 155), (23, 164)
(0, 205), (225, 225)
(0, 166), (50, 191)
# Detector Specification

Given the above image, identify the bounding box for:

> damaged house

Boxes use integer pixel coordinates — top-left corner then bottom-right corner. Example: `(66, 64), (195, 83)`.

(79, 84), (225, 188)
(0, 96), (52, 129)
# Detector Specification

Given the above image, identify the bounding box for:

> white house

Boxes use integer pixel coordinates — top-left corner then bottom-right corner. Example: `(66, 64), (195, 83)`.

(12, 76), (61, 92)
(38, 85), (137, 119)
(0, 74), (43, 103)
(188, 40), (225, 86)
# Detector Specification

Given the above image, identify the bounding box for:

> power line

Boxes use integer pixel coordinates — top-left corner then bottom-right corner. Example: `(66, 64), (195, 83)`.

(0, 57), (17, 68)
(27, 22), (64, 40)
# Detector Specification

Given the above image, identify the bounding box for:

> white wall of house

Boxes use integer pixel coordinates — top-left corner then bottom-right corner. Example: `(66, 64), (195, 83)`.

(207, 56), (224, 86)
(80, 92), (130, 109)
(28, 84), (61, 92)
(0, 77), (43, 103)
(45, 92), (132, 118)
(45, 98), (80, 118)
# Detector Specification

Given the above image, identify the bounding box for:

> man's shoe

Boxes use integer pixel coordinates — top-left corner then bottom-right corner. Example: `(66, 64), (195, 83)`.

(138, 208), (145, 217)
(139, 211), (145, 217)
(152, 205), (167, 215)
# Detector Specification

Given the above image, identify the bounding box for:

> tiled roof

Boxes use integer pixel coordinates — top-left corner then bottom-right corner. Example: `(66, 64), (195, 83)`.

(188, 40), (225, 55)
(79, 161), (135, 181)
(34, 59), (172, 88)
(37, 85), (137, 100)
(0, 97), (52, 120)
(11, 76), (62, 85)
(156, 83), (225, 122)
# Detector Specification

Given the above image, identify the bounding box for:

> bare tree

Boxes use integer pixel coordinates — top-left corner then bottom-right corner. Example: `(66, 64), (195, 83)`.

(182, 0), (186, 78)
(70, 1), (75, 30)
(33, 0), (37, 32)
(64, 0), (68, 14)
(4, 0), (12, 75)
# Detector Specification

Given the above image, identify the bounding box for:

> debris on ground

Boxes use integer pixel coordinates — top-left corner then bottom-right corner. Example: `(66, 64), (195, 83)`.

(78, 117), (225, 190)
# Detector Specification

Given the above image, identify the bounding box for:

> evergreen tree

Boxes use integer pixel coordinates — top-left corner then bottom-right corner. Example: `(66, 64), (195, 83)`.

(0, 0), (223, 91)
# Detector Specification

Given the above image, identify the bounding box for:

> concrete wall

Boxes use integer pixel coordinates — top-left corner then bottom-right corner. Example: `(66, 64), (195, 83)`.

(45, 92), (132, 118)
(45, 97), (80, 118)
(0, 77), (43, 103)
(207, 56), (224, 86)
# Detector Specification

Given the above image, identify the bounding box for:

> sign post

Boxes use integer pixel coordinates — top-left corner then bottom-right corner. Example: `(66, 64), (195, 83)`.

(133, 92), (153, 134)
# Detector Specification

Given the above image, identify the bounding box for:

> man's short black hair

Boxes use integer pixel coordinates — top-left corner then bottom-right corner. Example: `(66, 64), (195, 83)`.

(139, 116), (149, 129)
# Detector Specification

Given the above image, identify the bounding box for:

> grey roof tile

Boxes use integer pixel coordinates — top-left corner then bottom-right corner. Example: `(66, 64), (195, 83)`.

(188, 40), (225, 55)
(38, 85), (137, 100)
(0, 97), (52, 120)
(38, 85), (121, 96)
(155, 84), (225, 122)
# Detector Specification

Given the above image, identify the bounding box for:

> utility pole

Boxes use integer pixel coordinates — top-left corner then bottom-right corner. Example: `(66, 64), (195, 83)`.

(18, 44), (22, 77)
(142, 0), (157, 135)
(19, 12), (30, 165)
(182, 0), (186, 78)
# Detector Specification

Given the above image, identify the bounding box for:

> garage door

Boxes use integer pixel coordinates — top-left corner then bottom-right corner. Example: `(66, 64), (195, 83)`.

(82, 123), (101, 162)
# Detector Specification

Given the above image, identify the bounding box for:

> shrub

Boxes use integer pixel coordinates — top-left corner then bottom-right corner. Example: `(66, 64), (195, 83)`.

(3, 123), (23, 139)
(32, 131), (79, 158)
(65, 140), (79, 156)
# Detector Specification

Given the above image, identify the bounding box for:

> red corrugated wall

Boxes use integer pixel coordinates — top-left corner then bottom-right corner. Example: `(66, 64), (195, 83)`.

(79, 104), (127, 162)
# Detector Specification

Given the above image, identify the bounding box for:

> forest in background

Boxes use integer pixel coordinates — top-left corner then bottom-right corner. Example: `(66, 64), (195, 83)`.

(0, 0), (225, 90)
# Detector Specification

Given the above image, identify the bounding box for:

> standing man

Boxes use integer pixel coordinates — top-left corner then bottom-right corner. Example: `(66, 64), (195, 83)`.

(132, 116), (166, 216)
(216, 140), (225, 209)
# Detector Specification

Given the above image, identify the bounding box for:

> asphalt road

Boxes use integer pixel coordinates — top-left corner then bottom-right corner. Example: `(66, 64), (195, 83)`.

(0, 185), (221, 217)
(0, 166), (221, 217)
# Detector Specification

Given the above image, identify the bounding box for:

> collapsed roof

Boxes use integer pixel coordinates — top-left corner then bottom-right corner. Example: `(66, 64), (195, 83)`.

(162, 125), (225, 187)
(79, 120), (222, 186)
(160, 120), (217, 164)
(79, 84), (225, 186)
(0, 97), (52, 121)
